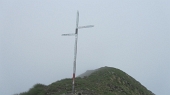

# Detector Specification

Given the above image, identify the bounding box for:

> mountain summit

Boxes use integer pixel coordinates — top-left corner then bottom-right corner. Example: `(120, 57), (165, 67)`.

(19, 66), (154, 95)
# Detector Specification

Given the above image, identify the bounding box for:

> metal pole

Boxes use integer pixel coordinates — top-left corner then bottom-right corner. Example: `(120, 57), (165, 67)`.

(72, 29), (78, 94)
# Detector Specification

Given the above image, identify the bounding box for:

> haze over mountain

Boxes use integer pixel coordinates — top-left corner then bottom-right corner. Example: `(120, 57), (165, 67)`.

(1, 1), (170, 95)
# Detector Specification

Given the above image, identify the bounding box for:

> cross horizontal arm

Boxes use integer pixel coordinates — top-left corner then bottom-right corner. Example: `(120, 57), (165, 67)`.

(77, 25), (94, 29)
(62, 33), (76, 36)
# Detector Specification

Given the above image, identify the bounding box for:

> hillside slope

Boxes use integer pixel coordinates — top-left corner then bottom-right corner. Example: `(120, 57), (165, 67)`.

(19, 66), (154, 95)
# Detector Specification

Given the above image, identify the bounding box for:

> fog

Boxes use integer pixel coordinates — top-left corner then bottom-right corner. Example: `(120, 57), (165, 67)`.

(0, 0), (170, 95)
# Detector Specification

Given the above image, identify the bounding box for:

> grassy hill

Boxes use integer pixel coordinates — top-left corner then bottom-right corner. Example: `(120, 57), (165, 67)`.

(18, 66), (154, 95)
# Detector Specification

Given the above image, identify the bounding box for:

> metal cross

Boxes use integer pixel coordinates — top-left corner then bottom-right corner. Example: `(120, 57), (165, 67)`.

(62, 11), (94, 94)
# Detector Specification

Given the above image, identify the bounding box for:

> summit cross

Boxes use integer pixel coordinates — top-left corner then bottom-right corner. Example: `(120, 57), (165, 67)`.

(62, 11), (94, 94)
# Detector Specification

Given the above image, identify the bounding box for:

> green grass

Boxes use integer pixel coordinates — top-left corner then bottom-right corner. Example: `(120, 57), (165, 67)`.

(19, 67), (154, 95)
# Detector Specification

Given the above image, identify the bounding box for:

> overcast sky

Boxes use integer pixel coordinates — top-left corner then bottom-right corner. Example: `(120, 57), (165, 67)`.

(0, 0), (170, 95)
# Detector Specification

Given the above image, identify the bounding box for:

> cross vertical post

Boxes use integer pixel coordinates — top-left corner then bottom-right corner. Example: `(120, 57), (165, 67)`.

(62, 11), (94, 94)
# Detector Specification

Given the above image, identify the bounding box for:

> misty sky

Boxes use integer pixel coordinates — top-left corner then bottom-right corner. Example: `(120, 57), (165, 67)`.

(0, 0), (170, 95)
